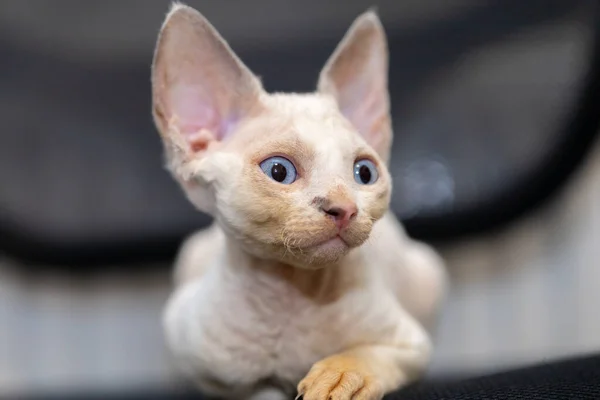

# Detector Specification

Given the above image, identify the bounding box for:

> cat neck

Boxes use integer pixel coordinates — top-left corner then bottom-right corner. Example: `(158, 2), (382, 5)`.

(222, 236), (364, 304)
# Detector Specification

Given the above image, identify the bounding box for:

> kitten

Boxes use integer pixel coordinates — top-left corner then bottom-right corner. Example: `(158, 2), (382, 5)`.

(152, 3), (447, 400)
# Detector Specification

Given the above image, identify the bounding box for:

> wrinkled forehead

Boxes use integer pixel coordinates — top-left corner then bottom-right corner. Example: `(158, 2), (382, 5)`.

(230, 94), (371, 168)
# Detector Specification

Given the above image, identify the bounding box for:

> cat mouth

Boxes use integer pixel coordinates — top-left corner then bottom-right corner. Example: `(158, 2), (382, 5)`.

(281, 227), (370, 254)
(312, 234), (351, 250)
(279, 230), (370, 266)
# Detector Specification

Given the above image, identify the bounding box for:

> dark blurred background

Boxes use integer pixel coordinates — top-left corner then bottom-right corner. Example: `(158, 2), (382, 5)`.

(0, 0), (599, 397)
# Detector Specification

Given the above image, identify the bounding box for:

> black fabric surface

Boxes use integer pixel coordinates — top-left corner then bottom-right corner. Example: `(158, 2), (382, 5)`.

(18, 353), (600, 400)
(395, 353), (600, 399)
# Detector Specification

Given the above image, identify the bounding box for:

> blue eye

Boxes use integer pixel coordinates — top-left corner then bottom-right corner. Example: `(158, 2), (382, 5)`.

(354, 159), (379, 185)
(260, 156), (297, 184)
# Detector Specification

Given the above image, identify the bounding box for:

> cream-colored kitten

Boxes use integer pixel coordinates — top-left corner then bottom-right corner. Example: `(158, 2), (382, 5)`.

(152, 3), (447, 400)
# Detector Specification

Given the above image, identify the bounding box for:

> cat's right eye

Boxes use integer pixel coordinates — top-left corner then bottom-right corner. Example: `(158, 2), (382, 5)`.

(259, 156), (297, 185)
(354, 159), (379, 185)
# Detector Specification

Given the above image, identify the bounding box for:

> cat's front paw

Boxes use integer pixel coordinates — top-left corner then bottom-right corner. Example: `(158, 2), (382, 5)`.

(297, 355), (383, 400)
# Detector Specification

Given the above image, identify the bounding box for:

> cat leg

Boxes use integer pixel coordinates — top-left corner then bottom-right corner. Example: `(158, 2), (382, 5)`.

(297, 314), (431, 400)
(370, 213), (447, 331)
(399, 241), (447, 331)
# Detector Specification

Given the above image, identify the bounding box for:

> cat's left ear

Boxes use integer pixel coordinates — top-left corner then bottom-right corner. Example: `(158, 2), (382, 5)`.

(151, 4), (264, 159)
(318, 11), (392, 163)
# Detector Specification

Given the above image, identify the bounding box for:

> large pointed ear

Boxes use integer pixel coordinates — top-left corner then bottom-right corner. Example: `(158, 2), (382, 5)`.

(151, 3), (263, 159)
(318, 11), (392, 163)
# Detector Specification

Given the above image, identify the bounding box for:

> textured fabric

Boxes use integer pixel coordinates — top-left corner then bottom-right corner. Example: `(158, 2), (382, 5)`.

(397, 354), (600, 399)
(13, 354), (600, 399)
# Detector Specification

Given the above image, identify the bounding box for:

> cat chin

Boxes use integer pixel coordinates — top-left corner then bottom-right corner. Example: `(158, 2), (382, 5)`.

(270, 236), (363, 269)
(279, 252), (350, 270)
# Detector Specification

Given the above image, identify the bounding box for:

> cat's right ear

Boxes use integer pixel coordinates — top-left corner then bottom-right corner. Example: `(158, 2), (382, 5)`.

(151, 3), (263, 158)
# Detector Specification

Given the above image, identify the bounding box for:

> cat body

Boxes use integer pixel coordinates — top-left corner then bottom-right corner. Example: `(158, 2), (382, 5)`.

(167, 213), (443, 400)
(152, 4), (446, 400)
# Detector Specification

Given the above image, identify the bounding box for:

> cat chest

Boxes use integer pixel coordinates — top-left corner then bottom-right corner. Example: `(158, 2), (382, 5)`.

(198, 275), (399, 387)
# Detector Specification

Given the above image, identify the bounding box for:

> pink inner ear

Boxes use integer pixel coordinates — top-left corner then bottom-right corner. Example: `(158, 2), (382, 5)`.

(341, 86), (375, 136)
(339, 67), (386, 143)
(171, 84), (221, 136)
(169, 84), (241, 152)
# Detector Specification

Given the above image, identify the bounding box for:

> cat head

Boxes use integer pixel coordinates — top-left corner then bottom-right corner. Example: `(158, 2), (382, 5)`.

(152, 3), (393, 268)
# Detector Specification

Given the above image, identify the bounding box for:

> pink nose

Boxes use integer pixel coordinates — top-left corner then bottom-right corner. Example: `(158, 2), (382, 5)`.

(321, 202), (358, 230)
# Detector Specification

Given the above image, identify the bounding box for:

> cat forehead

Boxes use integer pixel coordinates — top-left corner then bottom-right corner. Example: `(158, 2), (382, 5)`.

(264, 93), (341, 118)
(239, 93), (367, 152)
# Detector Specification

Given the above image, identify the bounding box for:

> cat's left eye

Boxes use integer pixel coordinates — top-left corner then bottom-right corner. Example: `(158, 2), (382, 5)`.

(260, 156), (297, 185)
(354, 159), (379, 185)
